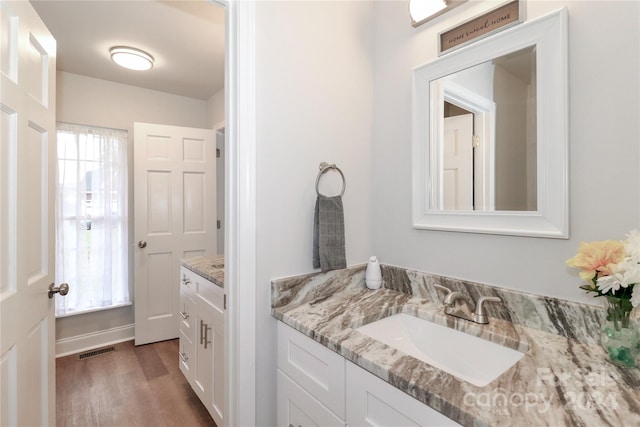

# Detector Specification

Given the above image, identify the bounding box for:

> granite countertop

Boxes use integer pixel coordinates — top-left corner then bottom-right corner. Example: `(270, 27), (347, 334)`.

(271, 267), (640, 427)
(180, 254), (224, 288)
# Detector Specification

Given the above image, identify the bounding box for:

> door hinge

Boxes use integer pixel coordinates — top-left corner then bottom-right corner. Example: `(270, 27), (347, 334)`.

(224, 294), (227, 310)
(472, 135), (480, 148)
(216, 148), (221, 158)
(217, 220), (221, 229)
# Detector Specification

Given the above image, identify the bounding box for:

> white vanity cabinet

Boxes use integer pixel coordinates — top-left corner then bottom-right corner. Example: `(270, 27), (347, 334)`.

(277, 322), (461, 427)
(179, 266), (225, 426)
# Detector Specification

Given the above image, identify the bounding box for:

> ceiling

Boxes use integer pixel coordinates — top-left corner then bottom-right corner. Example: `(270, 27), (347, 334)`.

(31, 0), (225, 100)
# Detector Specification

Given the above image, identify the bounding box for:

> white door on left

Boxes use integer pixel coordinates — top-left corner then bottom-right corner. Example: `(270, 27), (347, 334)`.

(0, 1), (59, 425)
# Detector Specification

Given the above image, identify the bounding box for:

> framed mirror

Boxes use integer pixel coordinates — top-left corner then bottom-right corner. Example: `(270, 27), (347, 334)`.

(412, 8), (568, 238)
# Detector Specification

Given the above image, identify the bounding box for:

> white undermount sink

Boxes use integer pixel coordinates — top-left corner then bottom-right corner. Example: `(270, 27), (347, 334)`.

(355, 313), (524, 387)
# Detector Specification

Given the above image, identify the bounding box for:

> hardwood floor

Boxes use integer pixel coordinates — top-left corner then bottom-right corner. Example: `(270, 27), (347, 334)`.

(56, 339), (216, 427)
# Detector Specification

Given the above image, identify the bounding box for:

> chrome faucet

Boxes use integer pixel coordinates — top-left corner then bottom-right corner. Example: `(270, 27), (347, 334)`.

(434, 284), (502, 324)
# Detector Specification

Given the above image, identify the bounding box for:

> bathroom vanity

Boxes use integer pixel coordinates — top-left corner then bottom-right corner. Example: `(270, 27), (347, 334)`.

(179, 255), (225, 426)
(278, 320), (459, 426)
(272, 265), (640, 426)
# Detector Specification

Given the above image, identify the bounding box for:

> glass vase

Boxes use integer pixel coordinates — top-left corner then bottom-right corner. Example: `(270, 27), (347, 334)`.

(601, 295), (639, 368)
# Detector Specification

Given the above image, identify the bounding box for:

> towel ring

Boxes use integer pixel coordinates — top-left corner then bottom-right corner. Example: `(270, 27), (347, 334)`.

(315, 162), (346, 197)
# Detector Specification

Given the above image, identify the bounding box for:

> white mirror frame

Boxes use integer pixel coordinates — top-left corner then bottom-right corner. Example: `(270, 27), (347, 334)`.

(412, 8), (568, 238)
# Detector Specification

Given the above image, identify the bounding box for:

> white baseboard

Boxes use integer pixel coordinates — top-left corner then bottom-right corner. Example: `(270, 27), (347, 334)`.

(55, 323), (135, 358)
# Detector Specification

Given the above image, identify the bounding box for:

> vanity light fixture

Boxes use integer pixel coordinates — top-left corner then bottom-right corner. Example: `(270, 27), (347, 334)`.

(409, 0), (467, 27)
(109, 46), (154, 71)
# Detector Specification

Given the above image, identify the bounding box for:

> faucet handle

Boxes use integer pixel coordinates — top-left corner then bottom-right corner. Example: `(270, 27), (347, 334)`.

(473, 296), (502, 324)
(432, 284), (451, 302)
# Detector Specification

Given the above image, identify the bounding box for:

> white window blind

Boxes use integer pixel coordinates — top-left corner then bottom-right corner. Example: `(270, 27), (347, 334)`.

(55, 123), (130, 316)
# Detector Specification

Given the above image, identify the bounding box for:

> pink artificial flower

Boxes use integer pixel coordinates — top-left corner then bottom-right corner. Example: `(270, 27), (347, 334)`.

(566, 240), (625, 282)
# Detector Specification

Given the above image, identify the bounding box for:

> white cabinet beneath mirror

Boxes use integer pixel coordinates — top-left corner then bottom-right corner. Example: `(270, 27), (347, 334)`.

(412, 8), (568, 238)
(276, 322), (461, 426)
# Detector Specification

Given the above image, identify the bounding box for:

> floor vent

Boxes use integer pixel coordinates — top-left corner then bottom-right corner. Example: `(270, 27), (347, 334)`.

(78, 346), (117, 360)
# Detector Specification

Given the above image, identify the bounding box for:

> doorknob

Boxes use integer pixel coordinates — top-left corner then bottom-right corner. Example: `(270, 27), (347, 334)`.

(138, 240), (147, 248)
(48, 283), (69, 299)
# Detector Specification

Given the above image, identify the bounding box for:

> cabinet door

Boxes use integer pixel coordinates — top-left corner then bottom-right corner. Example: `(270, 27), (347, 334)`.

(346, 362), (460, 427)
(278, 370), (345, 427)
(210, 299), (225, 426)
(193, 307), (213, 406)
(194, 285), (224, 427)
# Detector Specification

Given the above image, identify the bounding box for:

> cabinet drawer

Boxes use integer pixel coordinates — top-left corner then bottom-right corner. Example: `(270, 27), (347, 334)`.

(277, 369), (344, 427)
(179, 328), (194, 382)
(180, 266), (197, 298)
(179, 291), (196, 339)
(346, 361), (460, 427)
(195, 274), (224, 313)
(277, 322), (345, 419)
(181, 265), (224, 313)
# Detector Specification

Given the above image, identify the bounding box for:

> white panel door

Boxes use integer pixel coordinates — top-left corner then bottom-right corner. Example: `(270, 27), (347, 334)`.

(134, 123), (216, 345)
(0, 1), (58, 425)
(443, 114), (473, 210)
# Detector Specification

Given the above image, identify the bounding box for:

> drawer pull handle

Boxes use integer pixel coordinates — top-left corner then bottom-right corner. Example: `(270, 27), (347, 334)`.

(200, 320), (205, 345)
(179, 311), (189, 320)
(179, 352), (189, 363)
(182, 276), (191, 285)
(203, 323), (212, 350)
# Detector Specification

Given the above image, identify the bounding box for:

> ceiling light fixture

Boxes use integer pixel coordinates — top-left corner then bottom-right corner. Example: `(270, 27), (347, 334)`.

(109, 46), (154, 71)
(409, 0), (467, 27)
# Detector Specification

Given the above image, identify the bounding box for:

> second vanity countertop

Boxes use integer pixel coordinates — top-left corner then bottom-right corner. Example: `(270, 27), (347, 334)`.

(271, 268), (640, 427)
(180, 254), (224, 288)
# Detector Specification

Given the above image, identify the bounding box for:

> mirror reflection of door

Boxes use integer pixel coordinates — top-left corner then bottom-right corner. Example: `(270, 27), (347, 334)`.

(434, 46), (537, 212)
(443, 112), (473, 210)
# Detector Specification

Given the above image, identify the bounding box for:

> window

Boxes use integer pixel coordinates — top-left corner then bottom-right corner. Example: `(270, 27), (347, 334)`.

(55, 123), (129, 316)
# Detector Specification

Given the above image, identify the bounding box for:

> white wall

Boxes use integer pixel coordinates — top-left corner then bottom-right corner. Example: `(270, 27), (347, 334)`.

(371, 0), (639, 304)
(55, 71), (210, 342)
(494, 63), (530, 210)
(207, 88), (225, 128)
(254, 1), (374, 424)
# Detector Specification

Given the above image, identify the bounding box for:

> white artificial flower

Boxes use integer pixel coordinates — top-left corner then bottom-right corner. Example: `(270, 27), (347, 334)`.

(596, 259), (640, 295)
(625, 229), (640, 262)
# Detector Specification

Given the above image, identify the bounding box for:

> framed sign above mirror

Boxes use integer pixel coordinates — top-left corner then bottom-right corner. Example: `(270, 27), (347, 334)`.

(439, 0), (523, 55)
(412, 8), (568, 238)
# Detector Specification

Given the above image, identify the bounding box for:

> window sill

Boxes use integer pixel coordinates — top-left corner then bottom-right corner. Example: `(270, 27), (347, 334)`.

(55, 302), (132, 319)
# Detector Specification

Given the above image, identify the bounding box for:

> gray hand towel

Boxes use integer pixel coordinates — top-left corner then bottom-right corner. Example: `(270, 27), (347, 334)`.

(313, 195), (346, 272)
